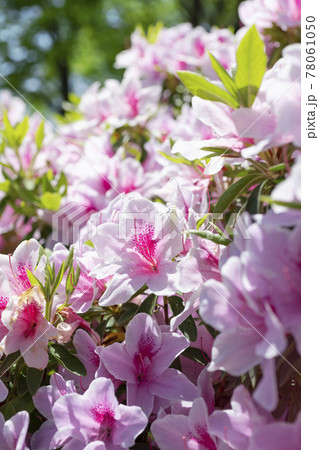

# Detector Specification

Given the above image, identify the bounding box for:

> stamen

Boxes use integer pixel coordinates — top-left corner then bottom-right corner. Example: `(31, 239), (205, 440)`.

(182, 436), (188, 450)
(137, 352), (146, 383)
(79, 377), (85, 392)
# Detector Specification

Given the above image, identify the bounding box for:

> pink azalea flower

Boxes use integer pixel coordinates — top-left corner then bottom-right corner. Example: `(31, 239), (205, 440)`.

(0, 239), (46, 296)
(0, 410), (29, 450)
(236, 44), (301, 158)
(239, 0), (301, 29)
(0, 90), (26, 126)
(2, 285), (57, 369)
(72, 329), (107, 390)
(247, 413), (301, 450)
(51, 377), (148, 449)
(175, 216), (222, 293)
(200, 210), (300, 412)
(208, 385), (270, 449)
(56, 307), (99, 345)
(100, 313), (198, 417)
(32, 373), (77, 449)
(50, 243), (106, 314)
(0, 272), (11, 342)
(151, 397), (218, 450)
(92, 195), (184, 306)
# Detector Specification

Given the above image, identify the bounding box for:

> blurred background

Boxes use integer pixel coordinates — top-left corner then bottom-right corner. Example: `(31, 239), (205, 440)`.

(0, 0), (241, 113)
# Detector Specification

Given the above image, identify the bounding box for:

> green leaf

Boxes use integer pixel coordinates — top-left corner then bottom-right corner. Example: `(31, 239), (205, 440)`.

(65, 265), (75, 295)
(137, 294), (157, 315)
(64, 247), (74, 274)
(208, 52), (239, 99)
(200, 147), (239, 157)
(49, 344), (87, 377)
(26, 269), (46, 294)
(259, 196), (301, 210)
(2, 111), (16, 148)
(158, 150), (194, 166)
(11, 392), (34, 415)
(74, 265), (81, 286)
(177, 71), (239, 108)
(117, 303), (139, 326)
(235, 25), (267, 106)
(0, 351), (21, 373)
(169, 356), (182, 371)
(181, 347), (209, 366)
(0, 161), (14, 170)
(128, 284), (148, 300)
(268, 163), (286, 172)
(0, 402), (16, 420)
(167, 296), (197, 341)
(17, 374), (28, 396)
(167, 296), (184, 316)
(213, 174), (265, 214)
(188, 229), (232, 246)
(196, 213), (211, 230)
(0, 180), (10, 192)
(15, 116), (29, 146)
(56, 172), (68, 196)
(51, 261), (65, 297)
(203, 323), (220, 339)
(41, 172), (55, 194)
(245, 180), (269, 214)
(35, 121), (45, 149)
(27, 368), (44, 395)
(179, 316), (197, 342)
(41, 192), (61, 211)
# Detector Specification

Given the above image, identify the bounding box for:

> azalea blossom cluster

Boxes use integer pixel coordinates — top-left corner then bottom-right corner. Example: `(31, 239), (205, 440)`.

(0, 0), (301, 448)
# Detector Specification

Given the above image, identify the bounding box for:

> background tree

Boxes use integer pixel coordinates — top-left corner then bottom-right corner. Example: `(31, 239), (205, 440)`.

(0, 0), (241, 112)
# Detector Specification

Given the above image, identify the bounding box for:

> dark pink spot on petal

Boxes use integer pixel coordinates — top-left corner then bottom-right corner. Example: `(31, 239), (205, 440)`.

(131, 222), (158, 269)
(20, 300), (41, 338)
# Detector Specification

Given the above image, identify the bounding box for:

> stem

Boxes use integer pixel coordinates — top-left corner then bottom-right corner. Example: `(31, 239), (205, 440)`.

(163, 296), (169, 325)
(248, 159), (273, 180)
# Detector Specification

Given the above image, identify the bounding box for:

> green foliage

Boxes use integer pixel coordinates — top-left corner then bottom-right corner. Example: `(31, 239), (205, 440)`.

(49, 344), (87, 377)
(26, 368), (44, 395)
(188, 229), (232, 246)
(263, 24), (301, 67)
(181, 346), (209, 365)
(167, 295), (184, 316)
(178, 25), (267, 109)
(137, 294), (158, 315)
(0, 351), (21, 374)
(0, 0), (241, 111)
(177, 71), (240, 108)
(0, 393), (34, 420)
(235, 25), (267, 106)
(117, 303), (139, 326)
(245, 180), (270, 214)
(259, 196), (301, 210)
(40, 192), (61, 211)
(213, 174), (266, 214)
(208, 52), (238, 98)
(168, 296), (198, 342)
(2, 112), (29, 150)
(0, 114), (68, 242)
(35, 121), (45, 150)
